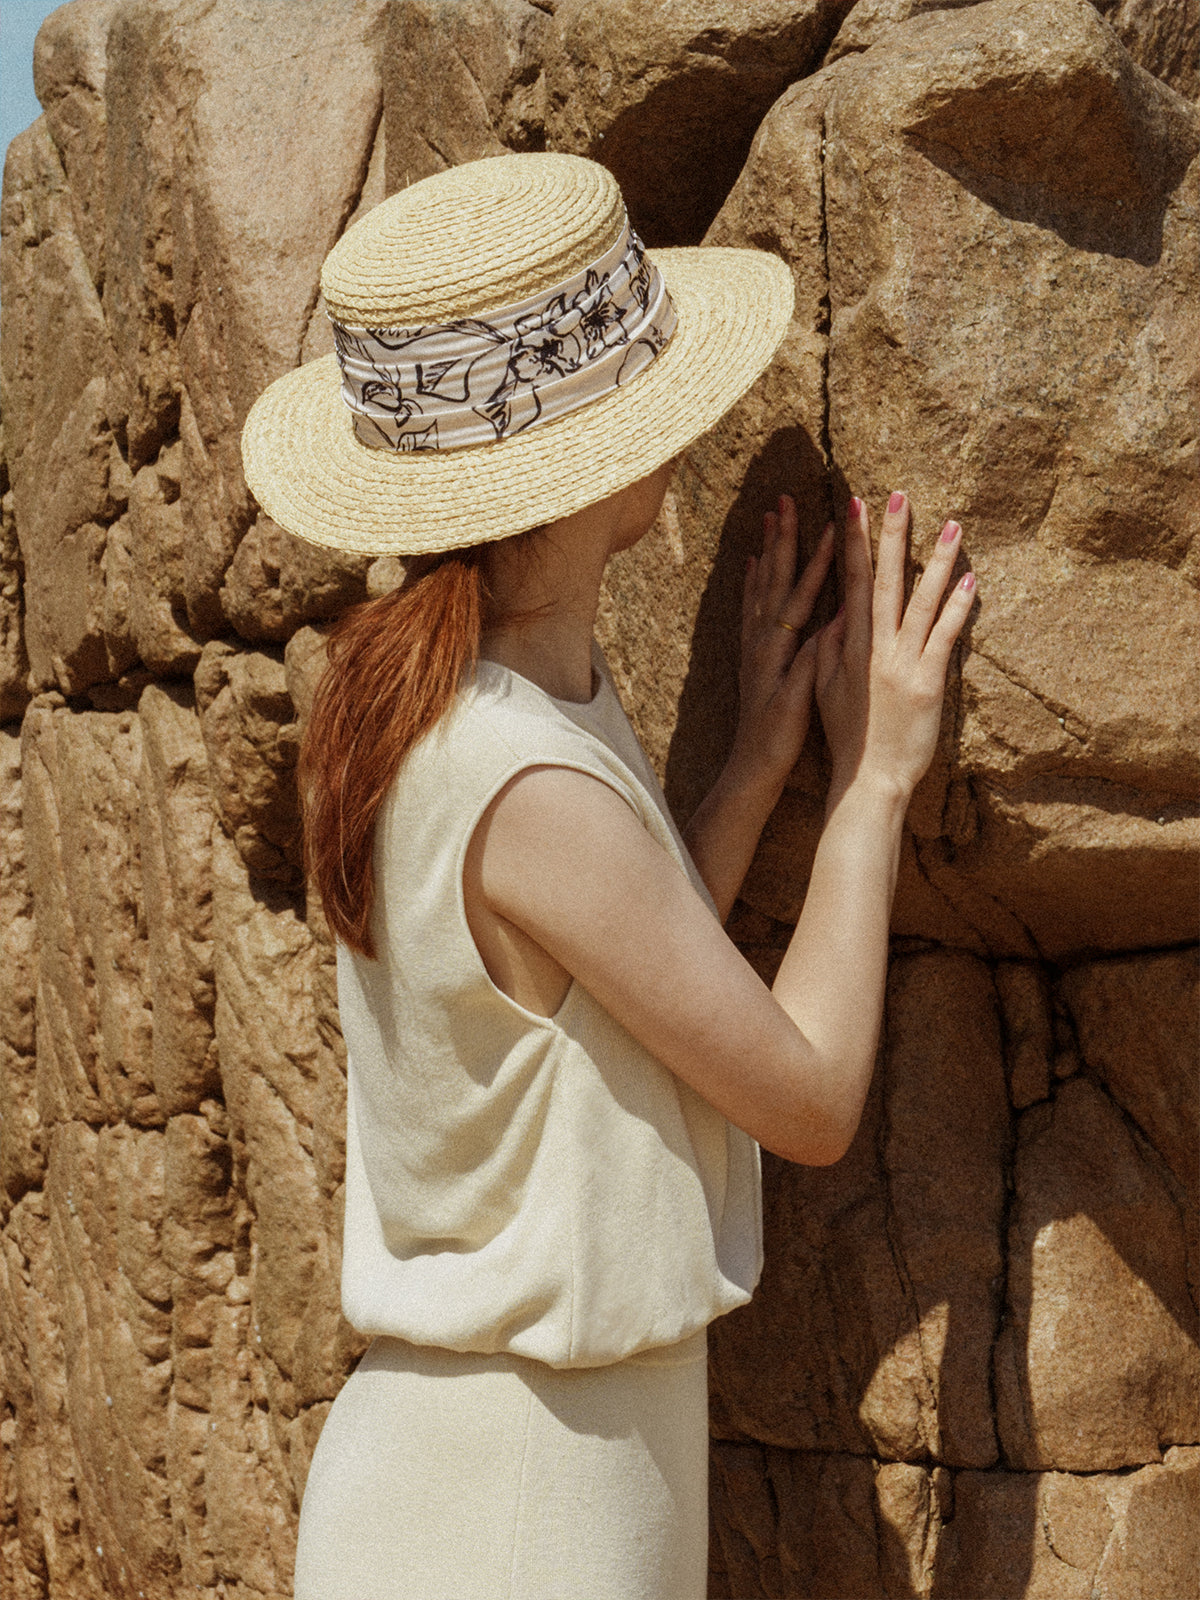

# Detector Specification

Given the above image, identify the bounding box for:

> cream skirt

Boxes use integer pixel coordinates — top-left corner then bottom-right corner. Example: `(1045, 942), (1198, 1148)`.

(293, 1329), (709, 1600)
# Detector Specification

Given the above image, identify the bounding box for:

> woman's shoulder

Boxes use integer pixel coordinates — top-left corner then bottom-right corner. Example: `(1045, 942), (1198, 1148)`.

(454, 655), (620, 764)
(391, 655), (633, 814)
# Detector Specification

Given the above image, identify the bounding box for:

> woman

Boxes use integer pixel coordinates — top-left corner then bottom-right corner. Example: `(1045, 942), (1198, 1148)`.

(241, 152), (976, 1599)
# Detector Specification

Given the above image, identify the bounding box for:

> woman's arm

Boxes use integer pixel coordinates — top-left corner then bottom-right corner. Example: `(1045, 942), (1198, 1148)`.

(469, 493), (976, 1165)
(771, 492), (976, 1148)
(683, 496), (831, 920)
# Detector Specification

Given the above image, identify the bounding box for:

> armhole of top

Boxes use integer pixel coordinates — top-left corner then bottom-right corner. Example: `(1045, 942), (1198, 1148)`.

(454, 755), (647, 1030)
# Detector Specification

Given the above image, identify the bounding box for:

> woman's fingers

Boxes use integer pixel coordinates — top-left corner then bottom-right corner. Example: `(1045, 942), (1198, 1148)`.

(747, 505), (783, 634)
(899, 520), (963, 653)
(754, 510), (775, 607)
(781, 630), (820, 707)
(742, 552), (759, 649)
(842, 497), (874, 664)
(750, 500), (836, 649)
(763, 494), (800, 621)
(922, 568), (977, 667)
(874, 491), (909, 637)
(815, 607), (845, 697)
(745, 500), (782, 636)
(778, 522), (835, 632)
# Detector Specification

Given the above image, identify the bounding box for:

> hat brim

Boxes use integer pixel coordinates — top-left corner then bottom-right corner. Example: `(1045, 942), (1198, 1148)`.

(241, 247), (795, 557)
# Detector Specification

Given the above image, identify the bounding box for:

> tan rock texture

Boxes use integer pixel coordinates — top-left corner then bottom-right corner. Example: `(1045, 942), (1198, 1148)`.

(1, 1), (1196, 1596)
(606, 0), (1200, 960)
(0, 424), (31, 724)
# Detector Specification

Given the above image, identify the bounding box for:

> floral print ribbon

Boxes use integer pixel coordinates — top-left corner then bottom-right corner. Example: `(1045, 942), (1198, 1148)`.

(330, 218), (677, 452)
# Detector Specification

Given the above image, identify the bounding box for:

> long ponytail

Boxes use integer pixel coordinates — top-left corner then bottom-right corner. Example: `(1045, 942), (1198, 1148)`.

(300, 545), (492, 957)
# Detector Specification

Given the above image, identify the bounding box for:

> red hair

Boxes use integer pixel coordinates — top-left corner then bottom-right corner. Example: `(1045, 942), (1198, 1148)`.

(300, 535), (544, 957)
(301, 545), (487, 957)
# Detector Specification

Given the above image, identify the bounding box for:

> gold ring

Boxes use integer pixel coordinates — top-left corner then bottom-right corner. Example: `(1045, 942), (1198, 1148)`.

(776, 619), (799, 633)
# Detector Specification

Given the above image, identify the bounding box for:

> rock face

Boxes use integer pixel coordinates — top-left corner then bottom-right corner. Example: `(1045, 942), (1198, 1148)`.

(1, 2), (1196, 1597)
(602, 0), (1200, 961)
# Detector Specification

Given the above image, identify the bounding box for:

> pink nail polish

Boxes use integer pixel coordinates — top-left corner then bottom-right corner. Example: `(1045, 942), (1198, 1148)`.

(836, 604), (846, 619)
(888, 491), (905, 514)
(960, 572), (976, 592)
(849, 496), (863, 518)
(941, 520), (961, 543)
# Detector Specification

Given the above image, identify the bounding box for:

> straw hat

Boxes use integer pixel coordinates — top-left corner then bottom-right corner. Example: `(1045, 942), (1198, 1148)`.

(241, 152), (794, 557)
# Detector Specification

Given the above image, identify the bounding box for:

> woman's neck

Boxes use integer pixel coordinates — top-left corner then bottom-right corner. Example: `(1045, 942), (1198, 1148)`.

(480, 613), (599, 703)
(480, 513), (611, 704)
(477, 465), (673, 701)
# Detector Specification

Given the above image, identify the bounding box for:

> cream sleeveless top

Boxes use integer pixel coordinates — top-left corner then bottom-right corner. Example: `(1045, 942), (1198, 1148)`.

(336, 644), (762, 1368)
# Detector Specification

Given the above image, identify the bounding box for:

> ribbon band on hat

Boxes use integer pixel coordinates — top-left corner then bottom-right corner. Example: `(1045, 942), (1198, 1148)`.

(331, 217), (678, 453)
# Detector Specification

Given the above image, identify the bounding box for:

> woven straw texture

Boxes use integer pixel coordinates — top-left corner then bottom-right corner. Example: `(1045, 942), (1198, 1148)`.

(242, 156), (795, 557)
(322, 153), (627, 325)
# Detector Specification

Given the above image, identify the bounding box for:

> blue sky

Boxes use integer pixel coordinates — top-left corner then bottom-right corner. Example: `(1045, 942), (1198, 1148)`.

(2, 0), (63, 168)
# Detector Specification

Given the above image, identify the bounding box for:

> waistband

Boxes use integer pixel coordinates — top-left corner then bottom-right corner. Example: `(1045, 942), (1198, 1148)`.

(360, 1324), (709, 1379)
(621, 1326), (708, 1368)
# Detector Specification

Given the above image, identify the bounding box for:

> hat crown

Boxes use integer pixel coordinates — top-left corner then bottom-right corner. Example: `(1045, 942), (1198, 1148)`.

(321, 154), (627, 328)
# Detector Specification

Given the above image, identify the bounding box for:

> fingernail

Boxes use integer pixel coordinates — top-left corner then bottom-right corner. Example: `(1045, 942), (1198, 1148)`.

(849, 496), (863, 518)
(960, 572), (976, 592)
(779, 494), (790, 515)
(941, 520), (961, 543)
(836, 604), (846, 618)
(888, 491), (906, 514)
(822, 522), (835, 541)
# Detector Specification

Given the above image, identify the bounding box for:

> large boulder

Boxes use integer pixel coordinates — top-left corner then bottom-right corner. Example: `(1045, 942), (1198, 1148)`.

(711, 1443), (950, 1598)
(712, 1444), (1200, 1599)
(542, 0), (856, 244)
(0, 425), (31, 723)
(710, 952), (1010, 1467)
(600, 0), (1200, 959)
(44, 1121), (176, 1597)
(0, 123), (125, 696)
(932, 1448), (1200, 1599)
(1062, 947), (1199, 1302)
(995, 1076), (1198, 1471)
(825, 0), (1200, 102)
(384, 0), (857, 243)
(1, 1192), (91, 1597)
(193, 641), (303, 887)
(30, 0), (117, 291)
(20, 704), (155, 1127)
(137, 683), (218, 1118)
(0, 732), (40, 1207)
(0, 0), (387, 703)
(103, 0), (389, 633)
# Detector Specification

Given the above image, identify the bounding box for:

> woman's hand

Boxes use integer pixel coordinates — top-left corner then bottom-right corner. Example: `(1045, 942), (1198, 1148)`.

(728, 494), (835, 797)
(681, 495), (833, 919)
(817, 492), (977, 810)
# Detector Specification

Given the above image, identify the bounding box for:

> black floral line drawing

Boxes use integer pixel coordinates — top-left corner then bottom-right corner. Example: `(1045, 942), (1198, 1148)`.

(333, 228), (675, 451)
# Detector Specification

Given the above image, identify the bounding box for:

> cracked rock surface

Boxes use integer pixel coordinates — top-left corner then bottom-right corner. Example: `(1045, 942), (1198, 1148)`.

(1, 1), (1196, 1596)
